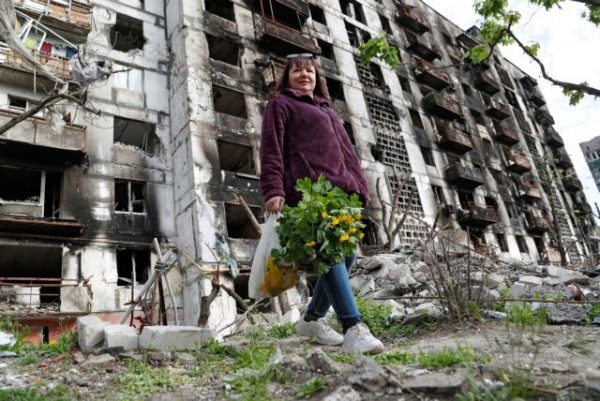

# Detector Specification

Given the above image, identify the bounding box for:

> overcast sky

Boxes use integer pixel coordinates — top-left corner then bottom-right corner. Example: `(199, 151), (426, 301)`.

(421, 0), (600, 215)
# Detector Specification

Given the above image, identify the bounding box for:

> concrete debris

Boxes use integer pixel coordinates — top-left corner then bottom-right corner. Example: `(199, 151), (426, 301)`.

(174, 352), (197, 365)
(0, 331), (15, 347)
(77, 316), (110, 353)
(104, 324), (139, 351)
(139, 326), (214, 351)
(545, 303), (589, 324)
(80, 353), (116, 367)
(348, 357), (394, 392)
(399, 371), (467, 394)
(306, 348), (339, 374)
(322, 385), (362, 401)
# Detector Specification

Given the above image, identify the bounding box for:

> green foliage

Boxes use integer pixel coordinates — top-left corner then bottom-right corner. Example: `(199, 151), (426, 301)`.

(587, 303), (600, 323)
(504, 303), (547, 329)
(296, 377), (327, 398)
(563, 83), (587, 106)
(456, 371), (534, 401)
(0, 386), (72, 401)
(374, 351), (417, 365)
(357, 34), (400, 69)
(375, 347), (489, 368)
(329, 352), (356, 364)
(228, 365), (290, 401)
(273, 176), (365, 275)
(583, 5), (600, 26)
(237, 344), (275, 370)
(117, 360), (188, 399)
(523, 42), (540, 57)
(267, 322), (296, 338)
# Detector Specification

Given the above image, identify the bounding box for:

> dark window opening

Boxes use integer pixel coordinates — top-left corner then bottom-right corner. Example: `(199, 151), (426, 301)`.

(442, 33), (454, 46)
(116, 249), (150, 286)
(110, 14), (145, 52)
(206, 34), (240, 66)
(533, 237), (545, 260)
(259, 0), (305, 30)
(8, 96), (27, 109)
(114, 117), (159, 155)
(470, 109), (485, 125)
(325, 78), (345, 101)
(345, 21), (370, 46)
(458, 191), (474, 209)
(205, 0), (235, 22)
(343, 121), (355, 144)
(484, 196), (497, 209)
(380, 15), (392, 35)
(212, 85), (247, 118)
(421, 146), (435, 166)
(516, 235), (528, 253)
(115, 180), (146, 213)
(431, 185), (445, 204)
(225, 202), (261, 239)
(42, 327), (50, 344)
(470, 230), (486, 247)
(317, 39), (335, 61)
(496, 233), (509, 252)
(44, 172), (62, 218)
(461, 83), (472, 96)
(362, 218), (379, 246)
(409, 109), (424, 129)
(340, 0), (366, 24)
(419, 84), (433, 97)
(217, 140), (255, 174)
(369, 63), (385, 86)
(399, 76), (411, 93)
(310, 4), (326, 25)
(505, 89), (519, 109)
(0, 166), (41, 202)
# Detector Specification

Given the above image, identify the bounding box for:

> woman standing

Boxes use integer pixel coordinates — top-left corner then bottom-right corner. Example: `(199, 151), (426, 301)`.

(259, 53), (384, 354)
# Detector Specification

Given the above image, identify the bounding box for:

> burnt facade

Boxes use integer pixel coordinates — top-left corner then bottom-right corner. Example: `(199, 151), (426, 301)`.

(0, 0), (595, 337)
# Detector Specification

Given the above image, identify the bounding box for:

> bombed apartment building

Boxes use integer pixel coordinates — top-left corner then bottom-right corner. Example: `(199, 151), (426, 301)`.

(0, 0), (595, 340)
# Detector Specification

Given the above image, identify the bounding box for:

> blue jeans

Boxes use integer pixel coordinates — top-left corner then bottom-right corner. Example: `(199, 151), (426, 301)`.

(306, 255), (361, 331)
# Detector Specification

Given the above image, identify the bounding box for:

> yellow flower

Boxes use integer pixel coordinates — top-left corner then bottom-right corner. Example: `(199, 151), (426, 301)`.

(354, 213), (361, 220)
(348, 227), (357, 234)
(332, 217), (340, 226)
(321, 210), (328, 218)
(359, 232), (365, 240)
(306, 241), (316, 247)
(341, 214), (354, 224)
(340, 233), (350, 242)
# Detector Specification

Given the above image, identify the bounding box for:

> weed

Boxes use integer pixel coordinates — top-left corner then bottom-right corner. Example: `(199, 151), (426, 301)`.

(563, 338), (592, 355)
(268, 322), (296, 338)
(228, 364), (290, 401)
(329, 352), (356, 364)
(117, 360), (188, 399)
(0, 386), (72, 401)
(374, 347), (489, 369)
(374, 351), (417, 365)
(587, 303), (600, 323)
(17, 354), (39, 366)
(296, 377), (327, 398)
(504, 303), (546, 330)
(237, 344), (274, 370)
(202, 339), (240, 358)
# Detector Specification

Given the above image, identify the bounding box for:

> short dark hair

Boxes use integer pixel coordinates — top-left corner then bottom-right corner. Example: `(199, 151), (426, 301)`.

(275, 57), (328, 99)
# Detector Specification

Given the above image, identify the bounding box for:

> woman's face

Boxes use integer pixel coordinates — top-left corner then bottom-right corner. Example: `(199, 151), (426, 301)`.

(288, 60), (316, 96)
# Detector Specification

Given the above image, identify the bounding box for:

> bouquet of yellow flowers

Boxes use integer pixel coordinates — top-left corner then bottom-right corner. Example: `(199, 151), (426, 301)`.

(271, 176), (365, 275)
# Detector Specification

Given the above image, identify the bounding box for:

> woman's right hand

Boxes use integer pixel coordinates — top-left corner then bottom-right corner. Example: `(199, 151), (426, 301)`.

(266, 196), (285, 214)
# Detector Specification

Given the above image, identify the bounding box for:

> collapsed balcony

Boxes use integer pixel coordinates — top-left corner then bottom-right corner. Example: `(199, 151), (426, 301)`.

(505, 149), (532, 173)
(483, 94), (510, 120)
(413, 57), (450, 89)
(13, 0), (92, 36)
(492, 119), (519, 146)
(554, 147), (573, 169)
(444, 163), (484, 189)
(563, 176), (582, 192)
(435, 121), (473, 154)
(459, 202), (499, 227)
(396, 4), (430, 34)
(517, 180), (542, 202)
(473, 69), (500, 95)
(524, 208), (552, 235)
(544, 127), (564, 148)
(404, 31), (441, 61)
(422, 91), (463, 120)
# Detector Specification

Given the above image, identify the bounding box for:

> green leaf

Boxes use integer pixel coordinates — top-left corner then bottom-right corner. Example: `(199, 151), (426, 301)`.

(523, 42), (540, 57)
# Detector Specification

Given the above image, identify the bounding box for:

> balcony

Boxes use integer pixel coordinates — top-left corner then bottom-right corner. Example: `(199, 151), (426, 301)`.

(0, 47), (71, 80)
(563, 176), (582, 192)
(254, 14), (319, 55)
(483, 96), (510, 120)
(444, 163), (484, 189)
(396, 4), (429, 33)
(505, 149), (532, 173)
(436, 123), (473, 154)
(524, 209), (552, 235)
(518, 180), (542, 202)
(422, 92), (463, 120)
(544, 128), (564, 148)
(260, 59), (285, 89)
(535, 108), (555, 126)
(473, 70), (500, 95)
(456, 32), (479, 49)
(574, 201), (592, 215)
(13, 0), (92, 36)
(0, 109), (86, 164)
(554, 148), (573, 169)
(527, 85), (546, 107)
(520, 75), (538, 90)
(413, 57), (450, 89)
(405, 31), (441, 61)
(492, 119), (519, 146)
(460, 202), (499, 227)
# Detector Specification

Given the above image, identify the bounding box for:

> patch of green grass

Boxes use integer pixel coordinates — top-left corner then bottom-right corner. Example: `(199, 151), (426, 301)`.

(296, 377), (327, 398)
(374, 347), (489, 369)
(587, 303), (600, 323)
(0, 317), (76, 358)
(237, 344), (274, 370)
(505, 303), (546, 329)
(17, 353), (39, 366)
(456, 372), (536, 401)
(116, 360), (188, 400)
(228, 364), (291, 401)
(0, 385), (72, 401)
(563, 338), (592, 355)
(268, 322), (296, 338)
(374, 351), (417, 365)
(329, 352), (356, 364)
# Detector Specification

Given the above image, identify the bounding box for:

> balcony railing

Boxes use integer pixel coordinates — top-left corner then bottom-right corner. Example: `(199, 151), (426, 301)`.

(492, 119), (519, 146)
(563, 176), (582, 192)
(544, 128), (564, 148)
(405, 31), (441, 61)
(436, 123), (473, 154)
(422, 92), (463, 120)
(524, 209), (551, 234)
(474, 70), (500, 95)
(460, 202), (499, 227)
(518, 180), (542, 202)
(505, 149), (532, 173)
(413, 57), (450, 89)
(13, 0), (91, 34)
(254, 14), (319, 55)
(528, 85), (546, 107)
(396, 4), (430, 33)
(484, 96), (510, 120)
(444, 163), (484, 189)
(0, 46), (71, 79)
(554, 148), (573, 169)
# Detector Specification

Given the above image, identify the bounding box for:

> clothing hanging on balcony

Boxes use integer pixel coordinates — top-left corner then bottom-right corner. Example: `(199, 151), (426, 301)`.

(40, 41), (52, 53)
(65, 46), (77, 58)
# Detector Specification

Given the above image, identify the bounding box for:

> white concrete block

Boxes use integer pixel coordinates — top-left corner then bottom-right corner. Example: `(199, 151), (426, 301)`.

(77, 315), (110, 353)
(139, 326), (215, 350)
(13, 286), (40, 307)
(518, 275), (543, 286)
(104, 325), (139, 351)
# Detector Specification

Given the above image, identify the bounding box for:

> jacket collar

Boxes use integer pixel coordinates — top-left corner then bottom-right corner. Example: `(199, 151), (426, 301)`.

(282, 88), (330, 107)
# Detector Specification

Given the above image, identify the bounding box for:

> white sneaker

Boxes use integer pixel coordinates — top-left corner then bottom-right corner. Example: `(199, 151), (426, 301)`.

(296, 318), (344, 346)
(341, 323), (384, 354)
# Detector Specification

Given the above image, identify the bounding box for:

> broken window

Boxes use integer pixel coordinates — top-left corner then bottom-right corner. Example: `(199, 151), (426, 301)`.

(317, 39), (335, 62)
(431, 185), (445, 204)
(205, 0), (235, 21)
(225, 202), (261, 239)
(458, 191), (474, 209)
(380, 15), (392, 35)
(462, 83), (472, 96)
(110, 14), (145, 52)
(217, 140), (255, 174)
(361, 218), (379, 246)
(212, 85), (247, 118)
(496, 233), (509, 252)
(515, 235), (528, 253)
(114, 180), (146, 213)
(505, 89), (519, 109)
(470, 230), (486, 247)
(43, 172), (62, 218)
(442, 33), (454, 46)
(206, 34), (240, 66)
(418, 84), (433, 97)
(116, 249), (150, 286)
(398, 76), (411, 93)
(340, 0), (366, 24)
(310, 4), (326, 25)
(421, 146), (435, 166)
(344, 21), (370, 46)
(470, 109), (485, 125)
(409, 109), (424, 129)
(343, 121), (355, 144)
(8, 96), (42, 117)
(114, 117), (159, 155)
(0, 166), (41, 203)
(325, 78), (345, 101)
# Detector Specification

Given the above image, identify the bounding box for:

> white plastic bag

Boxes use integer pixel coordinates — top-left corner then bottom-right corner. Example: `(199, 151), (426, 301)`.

(248, 214), (297, 299)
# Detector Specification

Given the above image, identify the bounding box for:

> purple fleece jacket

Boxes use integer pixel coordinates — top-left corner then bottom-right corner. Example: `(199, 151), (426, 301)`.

(259, 88), (369, 206)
